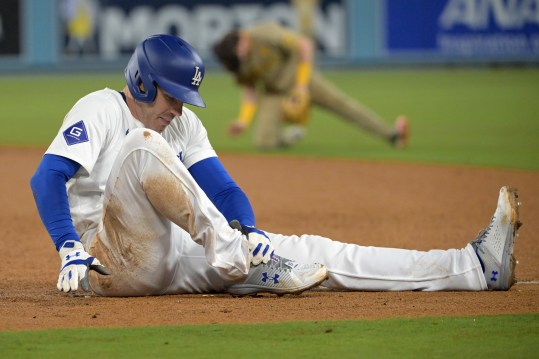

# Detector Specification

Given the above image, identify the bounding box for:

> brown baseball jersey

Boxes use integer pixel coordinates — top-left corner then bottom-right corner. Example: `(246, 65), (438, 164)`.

(237, 22), (299, 93)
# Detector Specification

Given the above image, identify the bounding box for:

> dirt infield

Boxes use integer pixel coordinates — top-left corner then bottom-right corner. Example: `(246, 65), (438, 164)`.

(1, 147), (537, 331)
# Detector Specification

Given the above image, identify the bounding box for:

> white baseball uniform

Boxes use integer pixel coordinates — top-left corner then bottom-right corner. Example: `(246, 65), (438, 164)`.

(45, 89), (487, 296)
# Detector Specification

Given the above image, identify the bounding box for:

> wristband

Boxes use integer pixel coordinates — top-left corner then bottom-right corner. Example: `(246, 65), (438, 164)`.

(238, 102), (256, 126)
(295, 62), (312, 87)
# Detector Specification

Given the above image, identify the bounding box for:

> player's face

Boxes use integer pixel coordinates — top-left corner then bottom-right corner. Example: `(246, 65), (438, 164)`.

(137, 88), (183, 133)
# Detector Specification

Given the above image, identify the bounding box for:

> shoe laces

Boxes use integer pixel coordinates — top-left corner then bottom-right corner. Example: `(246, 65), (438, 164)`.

(470, 216), (495, 250)
(264, 254), (292, 272)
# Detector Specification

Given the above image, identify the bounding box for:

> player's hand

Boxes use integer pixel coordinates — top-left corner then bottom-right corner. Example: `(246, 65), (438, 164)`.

(228, 121), (248, 137)
(230, 220), (274, 266)
(57, 240), (110, 293)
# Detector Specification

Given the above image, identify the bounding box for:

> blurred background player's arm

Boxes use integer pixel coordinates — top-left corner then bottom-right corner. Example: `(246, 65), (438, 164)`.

(291, 0), (318, 89)
(229, 85), (257, 136)
(222, 30), (258, 137)
(294, 34), (314, 90)
(281, 32), (315, 125)
(291, 0), (319, 38)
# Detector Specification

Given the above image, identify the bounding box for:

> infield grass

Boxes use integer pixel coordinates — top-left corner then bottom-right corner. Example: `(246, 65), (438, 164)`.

(1, 314), (538, 358)
(1, 67), (538, 170)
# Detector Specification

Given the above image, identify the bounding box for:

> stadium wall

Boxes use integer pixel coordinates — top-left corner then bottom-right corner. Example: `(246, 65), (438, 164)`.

(1, 0), (537, 73)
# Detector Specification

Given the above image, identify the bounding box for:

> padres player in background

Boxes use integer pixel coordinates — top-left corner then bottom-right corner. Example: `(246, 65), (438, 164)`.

(213, 22), (409, 149)
(31, 34), (521, 297)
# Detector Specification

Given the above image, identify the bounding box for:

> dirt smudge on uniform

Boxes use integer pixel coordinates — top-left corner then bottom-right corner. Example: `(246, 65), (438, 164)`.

(89, 192), (160, 295)
(143, 131), (152, 139)
(143, 173), (196, 238)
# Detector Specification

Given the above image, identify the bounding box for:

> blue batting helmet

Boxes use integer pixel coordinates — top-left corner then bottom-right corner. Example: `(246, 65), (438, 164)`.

(125, 34), (206, 107)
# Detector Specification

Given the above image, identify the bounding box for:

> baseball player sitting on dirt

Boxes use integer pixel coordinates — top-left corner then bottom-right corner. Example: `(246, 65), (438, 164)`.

(212, 22), (409, 149)
(30, 34), (521, 297)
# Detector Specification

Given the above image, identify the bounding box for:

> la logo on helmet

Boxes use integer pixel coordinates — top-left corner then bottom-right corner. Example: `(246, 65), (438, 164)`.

(191, 66), (203, 86)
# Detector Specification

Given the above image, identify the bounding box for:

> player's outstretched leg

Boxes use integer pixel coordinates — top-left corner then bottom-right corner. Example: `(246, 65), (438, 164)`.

(227, 253), (328, 297)
(470, 186), (522, 290)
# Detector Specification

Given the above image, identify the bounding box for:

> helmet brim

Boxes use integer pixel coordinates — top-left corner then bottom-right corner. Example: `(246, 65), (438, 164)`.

(158, 76), (206, 108)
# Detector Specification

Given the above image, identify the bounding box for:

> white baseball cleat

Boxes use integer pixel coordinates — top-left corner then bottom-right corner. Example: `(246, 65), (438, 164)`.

(227, 254), (328, 297)
(471, 186), (522, 290)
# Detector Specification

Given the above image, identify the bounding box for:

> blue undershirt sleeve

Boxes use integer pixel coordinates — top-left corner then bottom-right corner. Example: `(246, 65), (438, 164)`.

(188, 157), (255, 227)
(30, 154), (81, 251)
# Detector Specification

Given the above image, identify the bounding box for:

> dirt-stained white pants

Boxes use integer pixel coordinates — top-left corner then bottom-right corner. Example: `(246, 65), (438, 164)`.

(87, 128), (249, 296)
(87, 128), (487, 296)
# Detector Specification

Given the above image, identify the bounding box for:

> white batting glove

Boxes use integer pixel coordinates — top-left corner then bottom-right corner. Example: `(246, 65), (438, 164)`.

(57, 240), (110, 293)
(230, 220), (274, 266)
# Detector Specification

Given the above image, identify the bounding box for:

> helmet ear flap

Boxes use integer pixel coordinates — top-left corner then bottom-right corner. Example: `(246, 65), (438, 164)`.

(126, 60), (157, 103)
(136, 76), (157, 103)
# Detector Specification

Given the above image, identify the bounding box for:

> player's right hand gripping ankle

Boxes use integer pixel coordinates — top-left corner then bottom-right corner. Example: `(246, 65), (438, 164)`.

(230, 220), (274, 266)
(57, 240), (110, 293)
